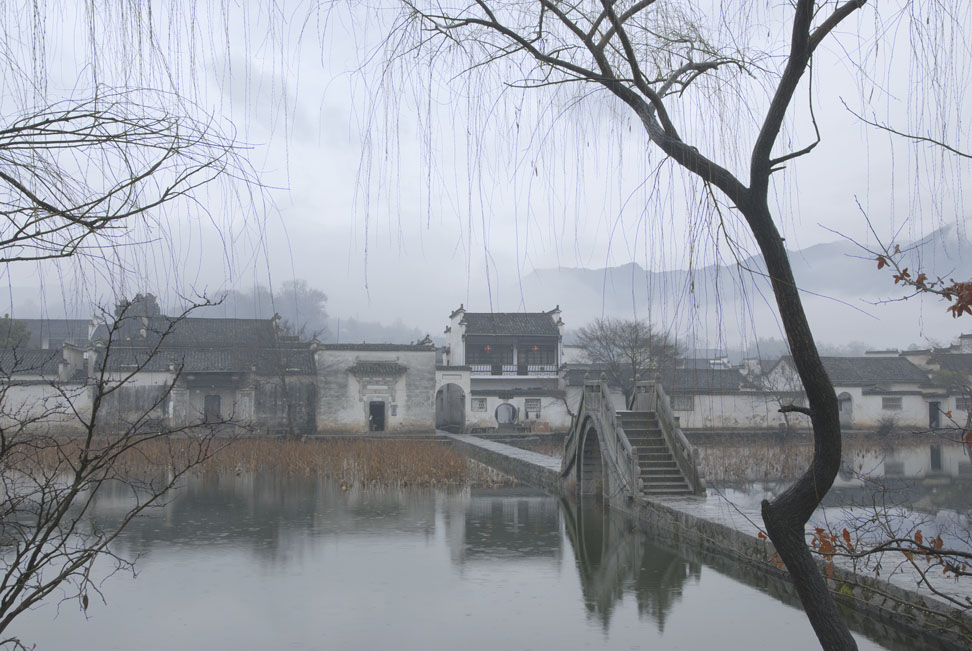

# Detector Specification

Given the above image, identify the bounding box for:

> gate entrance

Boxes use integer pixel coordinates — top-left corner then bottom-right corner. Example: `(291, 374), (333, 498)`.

(369, 401), (386, 431)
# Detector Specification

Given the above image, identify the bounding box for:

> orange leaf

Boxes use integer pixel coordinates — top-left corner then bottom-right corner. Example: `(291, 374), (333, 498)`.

(757, 531), (767, 540)
(842, 528), (851, 545)
(826, 562), (834, 580)
(876, 256), (887, 270)
(915, 530), (923, 545)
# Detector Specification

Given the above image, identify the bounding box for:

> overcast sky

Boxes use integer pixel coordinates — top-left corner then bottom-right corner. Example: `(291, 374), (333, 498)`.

(2, 1), (971, 350)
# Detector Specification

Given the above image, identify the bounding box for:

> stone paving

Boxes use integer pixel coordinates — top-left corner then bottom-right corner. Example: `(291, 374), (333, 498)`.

(442, 432), (562, 471)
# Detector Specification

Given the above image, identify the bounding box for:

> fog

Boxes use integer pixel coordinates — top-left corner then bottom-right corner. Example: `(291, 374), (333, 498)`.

(2, 1), (970, 350)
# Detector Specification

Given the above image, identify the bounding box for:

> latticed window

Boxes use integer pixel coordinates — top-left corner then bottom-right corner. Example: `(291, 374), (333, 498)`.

(524, 398), (541, 417)
(471, 397), (487, 412)
(671, 394), (694, 411)
(881, 396), (903, 411)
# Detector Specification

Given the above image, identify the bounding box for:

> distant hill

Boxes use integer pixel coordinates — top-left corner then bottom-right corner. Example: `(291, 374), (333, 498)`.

(517, 224), (972, 349)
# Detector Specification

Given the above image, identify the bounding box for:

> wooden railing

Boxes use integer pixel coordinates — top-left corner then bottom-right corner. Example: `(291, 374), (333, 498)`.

(632, 380), (705, 494)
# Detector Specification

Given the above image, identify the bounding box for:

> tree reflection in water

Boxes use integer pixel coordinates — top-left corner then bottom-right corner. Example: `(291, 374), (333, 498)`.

(561, 497), (700, 631)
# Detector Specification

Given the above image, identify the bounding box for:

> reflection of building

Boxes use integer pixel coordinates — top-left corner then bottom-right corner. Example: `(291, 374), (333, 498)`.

(443, 490), (563, 566)
(437, 306), (572, 432)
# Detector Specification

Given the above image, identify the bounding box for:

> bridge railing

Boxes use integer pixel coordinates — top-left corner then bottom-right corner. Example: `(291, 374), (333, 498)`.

(633, 380), (705, 494)
(562, 378), (638, 497)
(561, 390), (583, 478)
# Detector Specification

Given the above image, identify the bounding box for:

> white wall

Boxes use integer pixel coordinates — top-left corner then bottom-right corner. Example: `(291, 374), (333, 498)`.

(465, 394), (573, 431)
(316, 348), (436, 433)
(0, 382), (91, 431)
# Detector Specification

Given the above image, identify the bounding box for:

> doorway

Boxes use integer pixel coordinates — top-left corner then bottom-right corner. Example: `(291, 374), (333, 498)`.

(204, 394), (221, 423)
(435, 384), (466, 432)
(369, 401), (386, 431)
(495, 402), (518, 425)
(928, 401), (941, 429)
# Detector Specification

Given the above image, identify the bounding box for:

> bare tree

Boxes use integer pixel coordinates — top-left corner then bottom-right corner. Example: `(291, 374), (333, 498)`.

(0, 90), (247, 266)
(383, 1), (917, 647)
(0, 300), (234, 647)
(0, 5), (261, 643)
(575, 318), (677, 402)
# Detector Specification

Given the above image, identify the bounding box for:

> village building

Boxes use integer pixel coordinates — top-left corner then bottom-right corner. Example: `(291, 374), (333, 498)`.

(437, 306), (571, 432)
(95, 315), (317, 434)
(315, 342), (436, 433)
(19, 319), (93, 349)
(661, 366), (791, 430)
(0, 345), (89, 431)
(764, 354), (940, 430)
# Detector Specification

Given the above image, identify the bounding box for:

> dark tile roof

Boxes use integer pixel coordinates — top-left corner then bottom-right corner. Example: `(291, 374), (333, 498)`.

(0, 348), (62, 376)
(19, 319), (90, 348)
(93, 316), (278, 348)
(820, 356), (930, 386)
(470, 388), (566, 398)
(931, 353), (972, 374)
(101, 344), (315, 374)
(661, 368), (744, 393)
(462, 312), (559, 337)
(562, 363), (614, 387)
(317, 343), (435, 351)
(348, 362), (407, 376)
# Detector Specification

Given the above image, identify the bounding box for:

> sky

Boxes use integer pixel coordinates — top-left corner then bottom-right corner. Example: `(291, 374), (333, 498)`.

(1, 1), (971, 350)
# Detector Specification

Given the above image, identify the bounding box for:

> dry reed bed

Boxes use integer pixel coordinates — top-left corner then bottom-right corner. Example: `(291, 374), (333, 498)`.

(203, 438), (472, 486)
(698, 436), (915, 483)
(20, 438), (475, 487)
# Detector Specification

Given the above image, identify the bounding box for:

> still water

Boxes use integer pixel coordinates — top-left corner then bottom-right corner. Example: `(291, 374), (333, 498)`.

(15, 474), (922, 650)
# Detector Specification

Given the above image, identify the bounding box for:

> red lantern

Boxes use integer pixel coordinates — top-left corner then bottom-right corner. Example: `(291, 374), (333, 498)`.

(484, 345), (492, 353)
(531, 345), (540, 352)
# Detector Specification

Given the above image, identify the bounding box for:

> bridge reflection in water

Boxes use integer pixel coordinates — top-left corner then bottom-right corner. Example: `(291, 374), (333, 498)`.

(561, 497), (700, 632)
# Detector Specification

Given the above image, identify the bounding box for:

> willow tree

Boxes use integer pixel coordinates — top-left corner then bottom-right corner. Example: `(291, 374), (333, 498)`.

(0, 3), (262, 643)
(379, 1), (967, 648)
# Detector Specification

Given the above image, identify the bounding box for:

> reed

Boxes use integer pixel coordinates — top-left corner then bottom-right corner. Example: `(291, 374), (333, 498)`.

(18, 436), (475, 487)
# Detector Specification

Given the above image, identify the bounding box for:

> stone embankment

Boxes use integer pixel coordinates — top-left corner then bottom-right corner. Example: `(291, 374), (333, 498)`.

(445, 431), (972, 651)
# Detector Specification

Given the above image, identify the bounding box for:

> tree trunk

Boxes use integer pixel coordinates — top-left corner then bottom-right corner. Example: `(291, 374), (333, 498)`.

(742, 200), (857, 650)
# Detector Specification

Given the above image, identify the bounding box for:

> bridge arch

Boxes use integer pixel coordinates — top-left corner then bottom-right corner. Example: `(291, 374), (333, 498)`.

(579, 417), (604, 497)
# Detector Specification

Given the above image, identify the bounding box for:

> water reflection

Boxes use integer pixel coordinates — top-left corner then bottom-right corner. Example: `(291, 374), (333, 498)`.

(15, 474), (908, 651)
(562, 497), (700, 632)
(444, 487), (562, 564)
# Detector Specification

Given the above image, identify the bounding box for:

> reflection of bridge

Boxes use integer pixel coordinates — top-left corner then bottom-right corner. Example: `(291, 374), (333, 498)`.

(561, 379), (706, 499)
(561, 497), (700, 631)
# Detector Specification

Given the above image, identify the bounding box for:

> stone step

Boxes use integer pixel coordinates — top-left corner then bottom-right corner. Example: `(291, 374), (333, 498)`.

(638, 450), (675, 463)
(640, 459), (677, 469)
(636, 447), (671, 456)
(643, 485), (693, 495)
(642, 469), (684, 480)
(642, 471), (686, 482)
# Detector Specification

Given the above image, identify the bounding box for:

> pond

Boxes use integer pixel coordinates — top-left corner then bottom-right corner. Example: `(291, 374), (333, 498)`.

(12, 473), (933, 650)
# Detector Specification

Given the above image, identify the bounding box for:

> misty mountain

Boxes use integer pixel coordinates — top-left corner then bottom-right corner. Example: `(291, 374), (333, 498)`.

(519, 224), (972, 349)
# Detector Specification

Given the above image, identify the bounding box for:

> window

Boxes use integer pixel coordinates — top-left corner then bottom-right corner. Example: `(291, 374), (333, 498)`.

(671, 394), (694, 411)
(881, 396), (903, 411)
(471, 397), (487, 412)
(390, 404), (398, 417)
(520, 343), (556, 366)
(957, 396), (972, 412)
(525, 398), (541, 418)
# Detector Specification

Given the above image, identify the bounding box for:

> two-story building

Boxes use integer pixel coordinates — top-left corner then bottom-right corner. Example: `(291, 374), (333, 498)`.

(437, 306), (571, 432)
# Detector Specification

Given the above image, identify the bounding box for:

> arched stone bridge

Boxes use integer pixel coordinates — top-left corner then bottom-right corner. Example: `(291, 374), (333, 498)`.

(561, 379), (706, 499)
